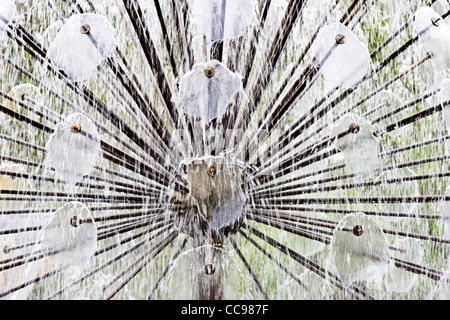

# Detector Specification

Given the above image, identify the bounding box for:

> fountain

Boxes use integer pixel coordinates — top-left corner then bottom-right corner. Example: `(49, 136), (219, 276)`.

(1, 0), (450, 303)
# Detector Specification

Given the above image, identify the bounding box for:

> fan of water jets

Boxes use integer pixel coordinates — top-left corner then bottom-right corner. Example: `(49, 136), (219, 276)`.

(2, 0), (450, 300)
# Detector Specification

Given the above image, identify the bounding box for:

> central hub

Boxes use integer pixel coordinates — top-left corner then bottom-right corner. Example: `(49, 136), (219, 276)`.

(168, 154), (246, 245)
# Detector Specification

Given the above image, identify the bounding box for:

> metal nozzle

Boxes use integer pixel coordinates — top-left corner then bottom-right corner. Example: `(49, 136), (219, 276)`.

(352, 225), (363, 236)
(204, 263), (215, 275)
(70, 216), (79, 228)
(207, 165), (216, 177)
(335, 33), (346, 44)
(432, 17), (441, 27)
(204, 66), (215, 78)
(70, 123), (81, 133)
(349, 123), (360, 134)
(80, 24), (91, 34)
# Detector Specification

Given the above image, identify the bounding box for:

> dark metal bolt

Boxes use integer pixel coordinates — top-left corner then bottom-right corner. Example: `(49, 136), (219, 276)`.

(335, 33), (346, 44)
(70, 123), (81, 133)
(204, 66), (215, 78)
(349, 123), (360, 134)
(70, 216), (79, 228)
(352, 225), (363, 236)
(207, 165), (216, 177)
(80, 24), (91, 34)
(204, 263), (215, 275)
(432, 17), (441, 27)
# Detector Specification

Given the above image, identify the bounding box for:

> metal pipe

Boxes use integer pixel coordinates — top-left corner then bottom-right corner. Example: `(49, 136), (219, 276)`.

(147, 236), (189, 300)
(122, 0), (180, 127)
(96, 214), (174, 241)
(44, 224), (174, 300)
(229, 237), (269, 300)
(246, 212), (332, 244)
(227, 0), (308, 145)
(249, 133), (450, 194)
(242, 9), (440, 169)
(248, 208), (450, 245)
(247, 94), (449, 188)
(371, 89), (440, 125)
(169, 0), (194, 73)
(375, 99), (450, 137)
(251, 157), (450, 200)
(252, 195), (450, 206)
(235, 0), (365, 158)
(249, 204), (442, 220)
(247, 127), (350, 183)
(68, 0), (177, 153)
(237, 229), (309, 291)
(153, 0), (179, 78)
(6, 26), (175, 177)
(243, 224), (374, 299)
(104, 230), (178, 300)
(247, 211), (448, 282)
(253, 53), (431, 173)
(0, 51), (172, 175)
